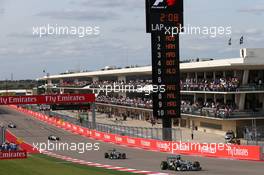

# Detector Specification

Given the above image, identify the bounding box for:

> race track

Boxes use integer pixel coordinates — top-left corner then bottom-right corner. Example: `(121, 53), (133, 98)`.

(0, 106), (263, 175)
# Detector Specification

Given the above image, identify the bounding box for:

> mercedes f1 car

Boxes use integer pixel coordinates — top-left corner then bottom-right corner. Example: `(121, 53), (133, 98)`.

(104, 149), (126, 159)
(48, 135), (60, 141)
(8, 123), (16, 128)
(161, 155), (202, 171)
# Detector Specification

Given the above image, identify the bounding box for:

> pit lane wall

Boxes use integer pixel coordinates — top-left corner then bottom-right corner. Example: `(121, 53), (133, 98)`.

(9, 105), (263, 161)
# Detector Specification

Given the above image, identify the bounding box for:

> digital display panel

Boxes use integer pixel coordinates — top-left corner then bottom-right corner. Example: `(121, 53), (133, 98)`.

(151, 33), (180, 118)
(146, 0), (183, 119)
(146, 0), (183, 33)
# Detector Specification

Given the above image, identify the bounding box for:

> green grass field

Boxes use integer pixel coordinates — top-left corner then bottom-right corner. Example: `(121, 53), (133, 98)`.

(0, 154), (136, 175)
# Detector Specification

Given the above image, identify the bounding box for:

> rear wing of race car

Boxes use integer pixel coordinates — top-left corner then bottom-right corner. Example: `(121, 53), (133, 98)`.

(167, 155), (180, 159)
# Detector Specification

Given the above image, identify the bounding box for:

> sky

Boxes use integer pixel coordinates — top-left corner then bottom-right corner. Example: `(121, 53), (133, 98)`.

(0, 0), (264, 80)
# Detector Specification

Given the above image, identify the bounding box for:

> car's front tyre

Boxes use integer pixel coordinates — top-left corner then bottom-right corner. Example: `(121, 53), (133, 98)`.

(160, 161), (168, 170)
(121, 153), (126, 159)
(104, 153), (109, 158)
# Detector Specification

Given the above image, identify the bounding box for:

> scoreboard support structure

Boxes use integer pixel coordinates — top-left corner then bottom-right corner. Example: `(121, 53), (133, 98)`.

(0, 126), (6, 145)
(91, 103), (96, 129)
(146, 0), (184, 141)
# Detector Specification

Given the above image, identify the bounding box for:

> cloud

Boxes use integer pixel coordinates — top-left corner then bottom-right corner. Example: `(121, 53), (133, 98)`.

(234, 28), (264, 36)
(112, 26), (144, 33)
(71, 0), (144, 10)
(7, 32), (36, 39)
(0, 8), (4, 14)
(238, 6), (264, 15)
(36, 9), (118, 21)
(232, 28), (264, 42)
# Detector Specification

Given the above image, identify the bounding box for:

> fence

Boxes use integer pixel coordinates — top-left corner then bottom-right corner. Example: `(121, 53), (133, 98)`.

(21, 104), (183, 141)
(49, 111), (182, 141)
(22, 104), (264, 145)
(237, 126), (264, 146)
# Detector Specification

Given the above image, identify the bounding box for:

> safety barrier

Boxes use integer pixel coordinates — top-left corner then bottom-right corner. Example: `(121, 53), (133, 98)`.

(9, 105), (263, 161)
(262, 146), (264, 160)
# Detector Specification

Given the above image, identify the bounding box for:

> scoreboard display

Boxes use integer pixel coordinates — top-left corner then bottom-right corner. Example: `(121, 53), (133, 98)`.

(146, 0), (183, 119)
(146, 0), (184, 33)
(151, 34), (180, 118)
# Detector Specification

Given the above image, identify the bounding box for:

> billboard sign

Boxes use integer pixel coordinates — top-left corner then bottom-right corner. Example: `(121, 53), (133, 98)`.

(0, 94), (95, 105)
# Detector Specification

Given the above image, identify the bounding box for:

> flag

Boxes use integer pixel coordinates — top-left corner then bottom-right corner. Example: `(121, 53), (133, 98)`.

(228, 38), (232, 45)
(240, 36), (244, 45)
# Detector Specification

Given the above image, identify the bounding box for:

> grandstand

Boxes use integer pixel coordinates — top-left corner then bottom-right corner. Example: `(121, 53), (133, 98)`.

(38, 48), (264, 136)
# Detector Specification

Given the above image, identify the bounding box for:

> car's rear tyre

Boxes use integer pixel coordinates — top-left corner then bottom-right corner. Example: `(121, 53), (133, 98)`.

(176, 166), (183, 171)
(193, 161), (200, 168)
(121, 153), (126, 159)
(118, 153), (122, 159)
(160, 161), (168, 170)
(104, 153), (109, 158)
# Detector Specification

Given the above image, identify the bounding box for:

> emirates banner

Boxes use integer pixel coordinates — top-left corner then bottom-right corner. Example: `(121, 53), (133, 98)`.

(0, 94), (95, 105)
(0, 151), (27, 160)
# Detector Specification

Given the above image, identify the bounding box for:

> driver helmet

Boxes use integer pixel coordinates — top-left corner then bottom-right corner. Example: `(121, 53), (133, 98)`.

(176, 155), (181, 160)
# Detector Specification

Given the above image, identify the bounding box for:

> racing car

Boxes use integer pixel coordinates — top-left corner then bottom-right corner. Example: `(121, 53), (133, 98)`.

(8, 123), (16, 128)
(225, 130), (235, 143)
(104, 149), (126, 159)
(160, 155), (202, 171)
(48, 135), (60, 141)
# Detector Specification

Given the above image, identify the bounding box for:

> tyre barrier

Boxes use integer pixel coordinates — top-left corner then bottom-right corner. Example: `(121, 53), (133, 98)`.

(9, 105), (263, 161)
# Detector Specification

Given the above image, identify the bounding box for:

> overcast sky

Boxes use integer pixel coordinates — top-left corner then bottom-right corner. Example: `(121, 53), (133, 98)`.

(0, 0), (264, 80)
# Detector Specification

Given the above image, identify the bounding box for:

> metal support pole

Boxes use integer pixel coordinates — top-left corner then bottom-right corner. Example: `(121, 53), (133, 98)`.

(0, 126), (6, 145)
(156, 128), (159, 140)
(92, 103), (96, 129)
(151, 128), (153, 139)
(162, 117), (172, 141)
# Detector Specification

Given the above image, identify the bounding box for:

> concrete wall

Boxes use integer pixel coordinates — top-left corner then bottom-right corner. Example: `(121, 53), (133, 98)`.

(242, 48), (264, 65)
(185, 117), (237, 136)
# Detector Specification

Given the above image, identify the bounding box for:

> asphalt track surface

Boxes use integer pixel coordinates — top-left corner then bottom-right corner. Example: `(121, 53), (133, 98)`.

(0, 106), (263, 175)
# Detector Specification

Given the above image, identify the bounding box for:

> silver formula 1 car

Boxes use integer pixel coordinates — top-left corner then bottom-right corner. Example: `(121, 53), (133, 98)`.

(161, 155), (202, 171)
(8, 123), (17, 128)
(104, 149), (126, 159)
(48, 135), (60, 141)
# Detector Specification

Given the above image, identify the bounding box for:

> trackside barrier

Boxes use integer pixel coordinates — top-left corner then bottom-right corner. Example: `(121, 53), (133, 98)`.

(261, 146), (264, 160)
(5, 130), (39, 154)
(9, 105), (263, 161)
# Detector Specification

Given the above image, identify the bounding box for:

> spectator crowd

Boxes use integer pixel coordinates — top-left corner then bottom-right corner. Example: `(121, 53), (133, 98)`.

(181, 100), (236, 118)
(96, 95), (153, 109)
(96, 95), (236, 118)
(0, 142), (19, 151)
(58, 77), (241, 92)
(181, 77), (240, 91)
(88, 80), (152, 88)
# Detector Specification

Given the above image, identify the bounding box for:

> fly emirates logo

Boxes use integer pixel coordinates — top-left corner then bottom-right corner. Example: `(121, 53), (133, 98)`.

(0, 96), (37, 105)
(44, 95), (85, 103)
